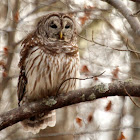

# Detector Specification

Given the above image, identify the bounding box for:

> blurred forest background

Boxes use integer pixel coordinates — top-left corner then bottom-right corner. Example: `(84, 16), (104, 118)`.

(0, 0), (140, 140)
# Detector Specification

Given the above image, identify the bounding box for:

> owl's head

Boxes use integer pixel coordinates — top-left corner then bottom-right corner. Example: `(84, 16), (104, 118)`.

(36, 13), (76, 43)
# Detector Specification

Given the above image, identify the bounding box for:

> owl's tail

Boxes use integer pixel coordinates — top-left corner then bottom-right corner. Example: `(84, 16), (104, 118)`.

(21, 110), (56, 134)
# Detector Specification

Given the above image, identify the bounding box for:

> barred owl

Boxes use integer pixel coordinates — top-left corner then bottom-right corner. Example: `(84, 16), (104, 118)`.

(17, 13), (80, 134)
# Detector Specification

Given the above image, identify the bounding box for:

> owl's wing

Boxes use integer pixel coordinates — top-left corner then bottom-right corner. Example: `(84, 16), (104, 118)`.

(17, 33), (34, 106)
(17, 32), (41, 106)
(17, 67), (27, 106)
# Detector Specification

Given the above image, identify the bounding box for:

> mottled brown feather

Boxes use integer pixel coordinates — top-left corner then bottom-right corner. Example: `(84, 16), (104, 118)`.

(17, 13), (79, 134)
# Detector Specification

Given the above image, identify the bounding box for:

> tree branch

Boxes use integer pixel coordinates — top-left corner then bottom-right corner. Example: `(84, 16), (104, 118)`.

(0, 81), (140, 131)
(102, 0), (140, 36)
(129, 0), (140, 2)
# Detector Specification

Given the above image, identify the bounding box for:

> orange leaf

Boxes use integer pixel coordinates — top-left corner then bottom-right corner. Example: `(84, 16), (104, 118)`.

(112, 66), (119, 80)
(3, 71), (7, 77)
(76, 117), (82, 127)
(3, 47), (8, 52)
(0, 61), (6, 69)
(87, 113), (93, 123)
(94, 77), (98, 81)
(81, 65), (90, 73)
(118, 132), (126, 140)
(80, 5), (94, 25)
(105, 101), (112, 111)
(79, 16), (88, 25)
(3, 47), (8, 56)
(14, 11), (19, 22)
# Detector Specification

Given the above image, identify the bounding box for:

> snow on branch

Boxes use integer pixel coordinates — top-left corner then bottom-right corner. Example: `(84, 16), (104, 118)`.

(0, 81), (140, 131)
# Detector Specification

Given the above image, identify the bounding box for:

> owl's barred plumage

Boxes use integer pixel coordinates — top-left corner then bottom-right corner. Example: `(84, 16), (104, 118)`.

(18, 13), (80, 134)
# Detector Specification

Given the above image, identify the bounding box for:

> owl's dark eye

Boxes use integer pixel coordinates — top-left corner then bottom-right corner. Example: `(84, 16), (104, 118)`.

(50, 24), (57, 28)
(65, 24), (70, 29)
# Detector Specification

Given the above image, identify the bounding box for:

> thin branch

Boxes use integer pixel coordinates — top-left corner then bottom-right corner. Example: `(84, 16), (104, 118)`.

(0, 81), (140, 131)
(129, 0), (140, 3)
(131, 9), (140, 16)
(56, 71), (105, 94)
(124, 87), (140, 108)
(78, 34), (106, 46)
(103, 17), (140, 58)
(78, 34), (140, 54)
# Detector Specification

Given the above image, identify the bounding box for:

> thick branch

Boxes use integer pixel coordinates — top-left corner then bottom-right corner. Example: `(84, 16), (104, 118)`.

(103, 0), (140, 36)
(0, 81), (140, 131)
(129, 0), (140, 2)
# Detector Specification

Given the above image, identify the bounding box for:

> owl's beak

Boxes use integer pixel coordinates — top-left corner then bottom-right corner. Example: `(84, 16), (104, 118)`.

(59, 31), (63, 40)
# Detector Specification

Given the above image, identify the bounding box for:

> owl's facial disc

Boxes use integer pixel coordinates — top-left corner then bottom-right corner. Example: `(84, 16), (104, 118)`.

(45, 15), (74, 42)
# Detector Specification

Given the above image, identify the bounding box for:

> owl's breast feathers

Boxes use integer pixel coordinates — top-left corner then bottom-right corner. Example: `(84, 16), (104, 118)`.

(18, 33), (79, 103)
(19, 33), (78, 68)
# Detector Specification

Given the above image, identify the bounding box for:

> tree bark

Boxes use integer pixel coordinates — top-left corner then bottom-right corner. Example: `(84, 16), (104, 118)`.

(0, 81), (140, 131)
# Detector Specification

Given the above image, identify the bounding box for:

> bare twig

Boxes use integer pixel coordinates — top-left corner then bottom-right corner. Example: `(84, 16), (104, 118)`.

(103, 17), (140, 58)
(131, 9), (140, 17)
(78, 34), (106, 46)
(57, 71), (105, 94)
(78, 34), (140, 54)
(129, 0), (140, 3)
(124, 87), (140, 108)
